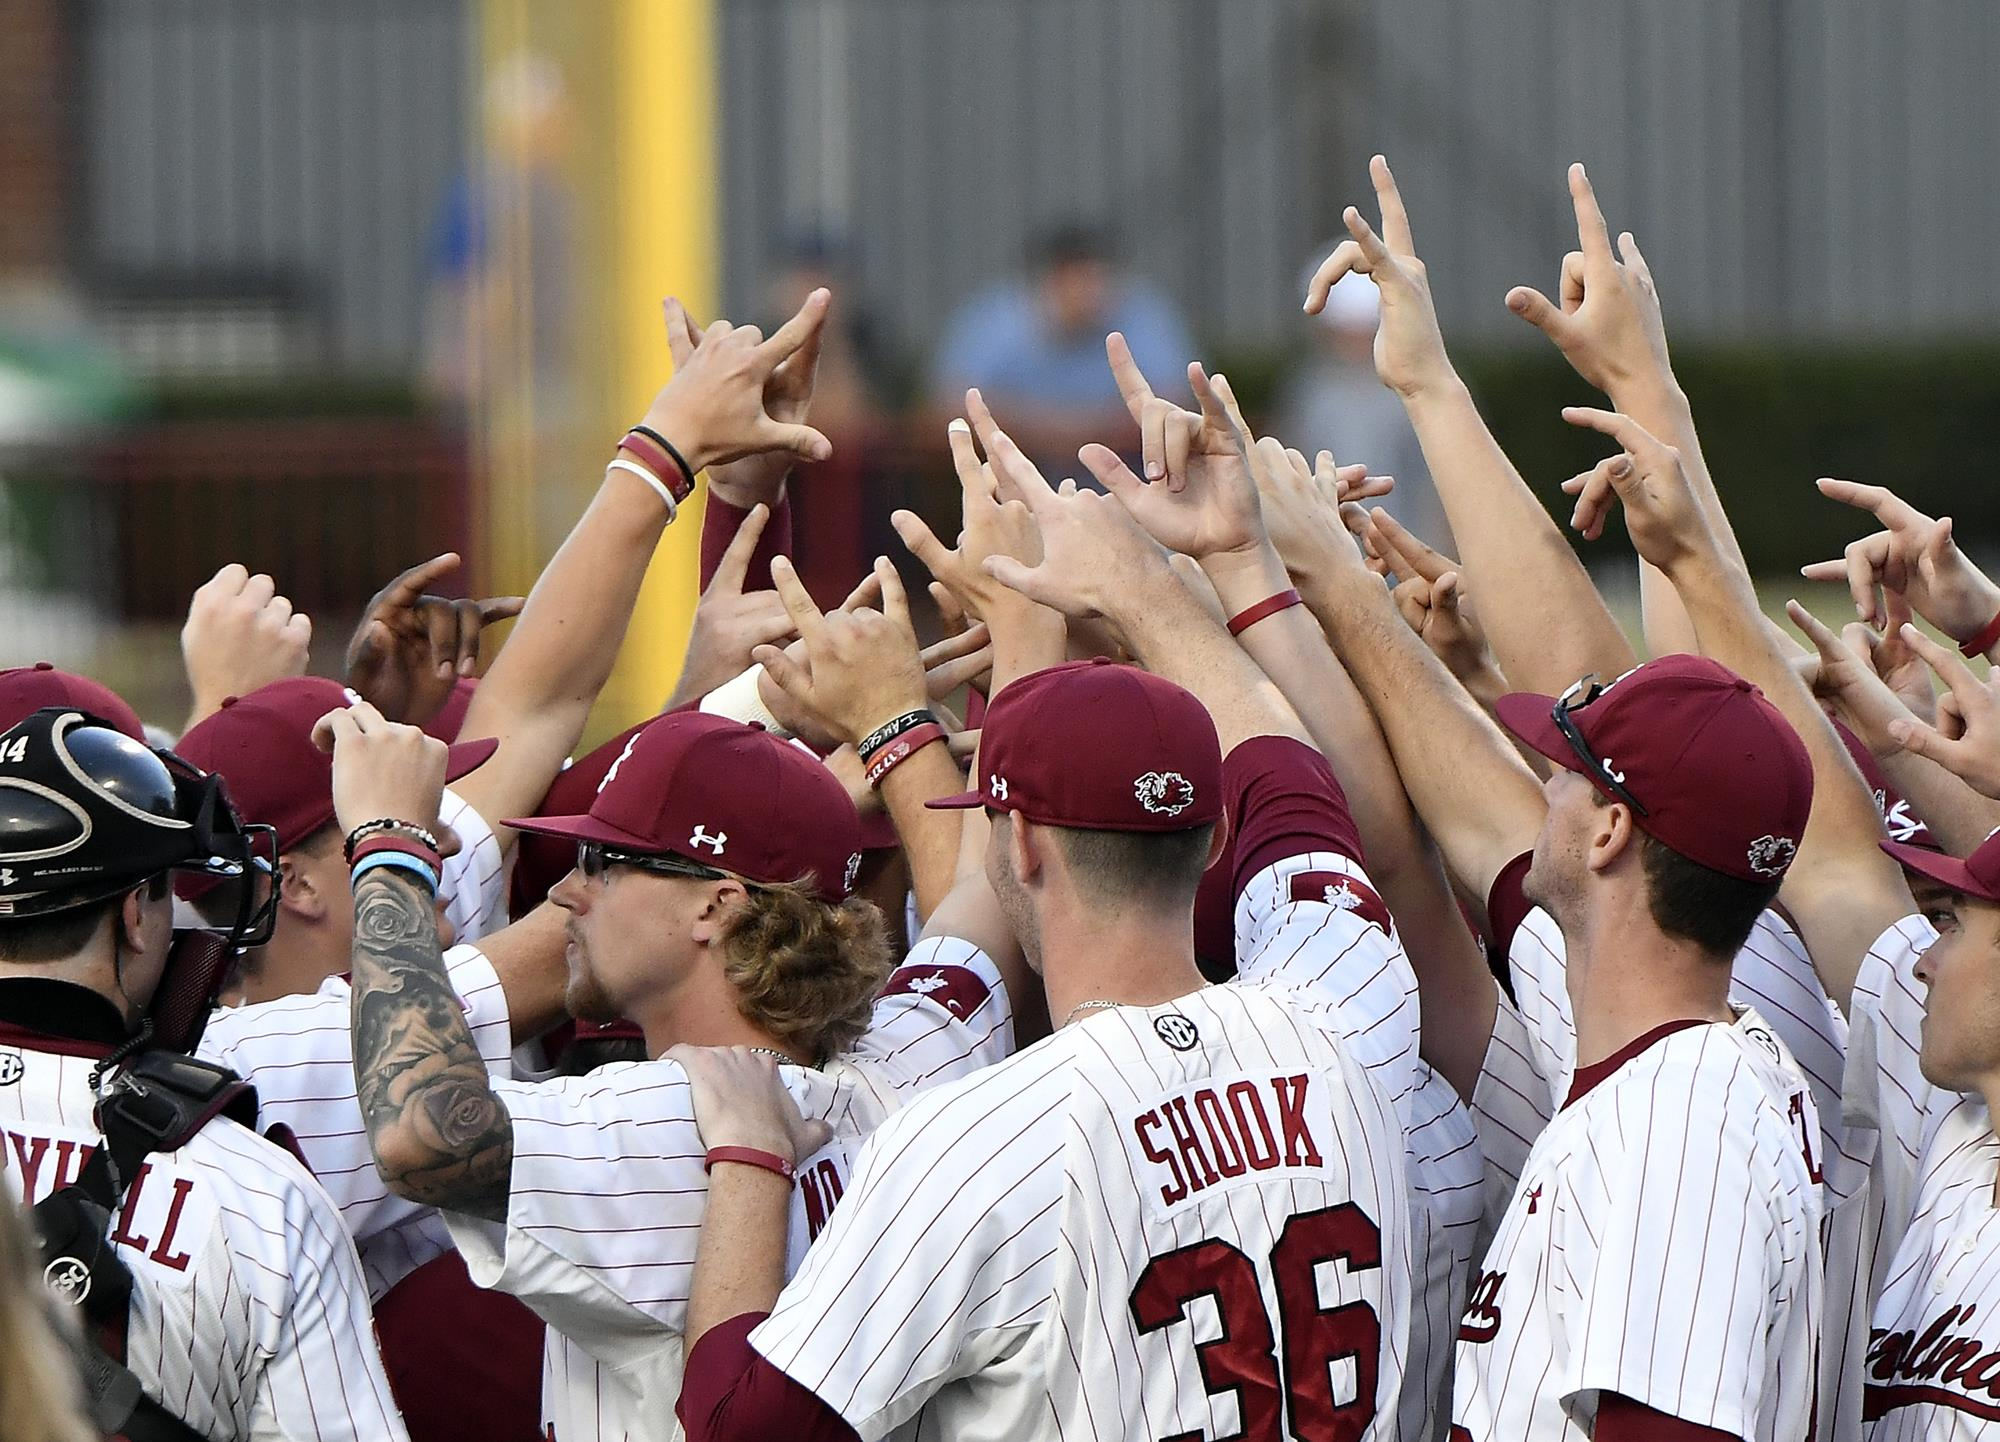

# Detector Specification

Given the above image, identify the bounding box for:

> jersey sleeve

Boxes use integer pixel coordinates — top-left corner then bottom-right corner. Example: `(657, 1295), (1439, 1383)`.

(246, 1143), (409, 1442)
(441, 1062), (713, 1369)
(839, 935), (1013, 1095)
(750, 1069), (1065, 1440)
(1468, 992), (1557, 1232)
(198, 945), (514, 1245)
(1841, 914), (1945, 1255)
(1502, 906), (1577, 1100)
(1555, 1045), (1819, 1438)
(438, 785), (508, 944)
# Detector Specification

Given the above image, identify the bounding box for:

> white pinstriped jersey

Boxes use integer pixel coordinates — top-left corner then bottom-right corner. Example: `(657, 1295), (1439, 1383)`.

(438, 785), (509, 945)
(443, 936), (1014, 1442)
(751, 983), (1412, 1442)
(1452, 1015), (1825, 1441)
(1841, 915), (2000, 1438)
(1233, 849), (1481, 1442)
(0, 1031), (405, 1441)
(198, 943), (517, 1298)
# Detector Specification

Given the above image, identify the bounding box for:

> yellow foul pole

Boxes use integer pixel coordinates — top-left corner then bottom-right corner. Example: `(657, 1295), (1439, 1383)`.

(602, 0), (715, 728)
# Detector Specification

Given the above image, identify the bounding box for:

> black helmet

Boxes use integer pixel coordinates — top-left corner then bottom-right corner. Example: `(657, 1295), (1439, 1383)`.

(0, 710), (278, 1049)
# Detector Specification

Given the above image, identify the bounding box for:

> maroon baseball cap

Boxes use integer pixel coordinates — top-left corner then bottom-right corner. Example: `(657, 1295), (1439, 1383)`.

(1831, 717), (1938, 852)
(0, 663), (145, 741)
(1494, 654), (1814, 883)
(1884, 829), (2000, 904)
(177, 677), (497, 853)
(928, 658), (1223, 832)
(506, 711), (864, 901)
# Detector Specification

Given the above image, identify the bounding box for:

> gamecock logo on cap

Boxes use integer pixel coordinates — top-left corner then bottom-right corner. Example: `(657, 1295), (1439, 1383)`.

(1134, 772), (1195, 817)
(1747, 834), (1797, 878)
(843, 852), (863, 893)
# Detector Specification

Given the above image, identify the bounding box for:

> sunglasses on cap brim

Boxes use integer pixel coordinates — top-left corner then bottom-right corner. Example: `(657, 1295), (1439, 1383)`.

(576, 841), (737, 885)
(1551, 676), (1650, 818)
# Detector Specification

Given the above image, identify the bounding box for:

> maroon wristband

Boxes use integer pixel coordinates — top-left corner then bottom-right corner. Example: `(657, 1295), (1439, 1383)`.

(348, 834), (443, 871)
(619, 428), (677, 482)
(1962, 609), (2000, 659)
(864, 723), (947, 789)
(703, 1147), (796, 1182)
(1226, 588), (1303, 637)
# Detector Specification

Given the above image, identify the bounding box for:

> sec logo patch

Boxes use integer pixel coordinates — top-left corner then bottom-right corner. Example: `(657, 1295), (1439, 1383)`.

(1153, 1014), (1199, 1051)
(0, 1051), (22, 1086)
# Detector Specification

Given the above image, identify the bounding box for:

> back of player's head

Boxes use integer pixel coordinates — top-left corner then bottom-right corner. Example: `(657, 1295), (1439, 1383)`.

(1497, 655), (1809, 956)
(931, 659), (1223, 907)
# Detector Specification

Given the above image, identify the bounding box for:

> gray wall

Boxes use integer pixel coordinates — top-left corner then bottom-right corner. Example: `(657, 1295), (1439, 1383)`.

(720, 0), (2000, 362)
(80, 0), (469, 373)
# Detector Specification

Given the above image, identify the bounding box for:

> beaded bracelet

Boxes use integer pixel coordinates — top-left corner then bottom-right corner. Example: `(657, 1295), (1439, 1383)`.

(344, 818), (441, 864)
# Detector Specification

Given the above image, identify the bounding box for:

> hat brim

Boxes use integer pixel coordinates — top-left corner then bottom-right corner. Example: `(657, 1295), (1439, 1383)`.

(1882, 839), (1999, 901)
(924, 789), (991, 812)
(444, 736), (498, 782)
(1492, 691), (1574, 772)
(503, 810), (664, 850)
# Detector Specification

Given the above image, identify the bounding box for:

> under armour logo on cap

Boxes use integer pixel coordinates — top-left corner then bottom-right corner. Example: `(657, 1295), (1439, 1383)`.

(990, 775), (1009, 802)
(689, 825), (727, 855)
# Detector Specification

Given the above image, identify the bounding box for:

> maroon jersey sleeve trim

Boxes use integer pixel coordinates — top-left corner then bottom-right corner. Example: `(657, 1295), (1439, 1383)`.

(1593, 1391), (1741, 1442)
(700, 494), (795, 594)
(678, 1312), (861, 1442)
(1223, 735), (1364, 895)
(1484, 850), (1536, 960)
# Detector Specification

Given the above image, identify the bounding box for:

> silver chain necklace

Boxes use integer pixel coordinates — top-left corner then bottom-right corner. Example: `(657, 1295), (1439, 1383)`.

(748, 1046), (797, 1066)
(1063, 999), (1124, 1028)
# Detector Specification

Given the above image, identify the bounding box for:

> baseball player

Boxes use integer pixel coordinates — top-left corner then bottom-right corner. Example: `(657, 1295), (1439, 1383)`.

(674, 451), (1412, 1442)
(327, 698), (1019, 1442)
(0, 707), (403, 1441)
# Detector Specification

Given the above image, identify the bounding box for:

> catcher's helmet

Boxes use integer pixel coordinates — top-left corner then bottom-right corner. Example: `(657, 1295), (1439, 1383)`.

(0, 709), (277, 1048)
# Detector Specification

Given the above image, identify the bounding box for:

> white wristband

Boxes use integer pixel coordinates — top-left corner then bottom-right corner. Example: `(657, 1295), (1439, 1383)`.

(606, 458), (678, 522)
(699, 663), (794, 738)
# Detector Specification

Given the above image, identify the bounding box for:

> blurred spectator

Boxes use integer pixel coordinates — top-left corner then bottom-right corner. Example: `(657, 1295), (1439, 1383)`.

(931, 223), (1193, 477)
(1274, 262), (1450, 550)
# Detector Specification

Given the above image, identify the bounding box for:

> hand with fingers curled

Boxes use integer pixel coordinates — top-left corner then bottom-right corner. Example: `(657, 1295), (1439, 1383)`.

(1877, 623), (2000, 801)
(1785, 600), (1930, 759)
(1505, 162), (1674, 396)
(1302, 155), (1454, 400)
(971, 419), (1176, 628)
(1240, 436), (1378, 589)
(892, 392), (1050, 627)
(312, 699), (450, 839)
(1083, 341), (1267, 566)
(666, 1045), (832, 1165)
(183, 563), (315, 727)
(639, 289), (835, 479)
(673, 504), (798, 707)
(1799, 478), (2000, 646)
(1361, 509), (1501, 687)
(1557, 405), (1715, 567)
(662, 294), (827, 509)
(754, 556), (930, 747)
(343, 554), (525, 726)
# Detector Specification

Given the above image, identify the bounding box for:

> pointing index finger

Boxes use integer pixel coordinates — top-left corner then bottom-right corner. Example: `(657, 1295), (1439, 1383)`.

(710, 503), (771, 594)
(1569, 163), (1614, 267)
(1371, 154), (1415, 255)
(768, 555), (828, 642)
(1105, 331), (1157, 423)
(755, 287), (831, 368)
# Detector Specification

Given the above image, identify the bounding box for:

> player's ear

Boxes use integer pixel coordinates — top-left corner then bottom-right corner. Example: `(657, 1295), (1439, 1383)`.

(277, 852), (325, 924)
(1202, 816), (1229, 872)
(116, 884), (153, 954)
(1009, 814), (1045, 885)
(1585, 800), (1636, 875)
(688, 879), (749, 945)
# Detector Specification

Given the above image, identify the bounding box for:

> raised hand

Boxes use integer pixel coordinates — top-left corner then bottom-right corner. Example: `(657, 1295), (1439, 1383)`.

(313, 699), (449, 837)
(1800, 478), (2000, 642)
(1558, 406), (1714, 567)
(1358, 509), (1500, 685)
(1079, 344), (1262, 562)
(1234, 428), (1376, 591)
(1786, 600), (1926, 758)
(664, 295), (826, 507)
(642, 289), (834, 476)
(182, 563), (314, 729)
(673, 504), (800, 705)
(344, 554), (525, 726)
(1883, 624), (2000, 800)
(979, 425), (1173, 624)
(1505, 164), (1673, 395)
(754, 556), (928, 746)
(1302, 155), (1453, 398)
(892, 392), (1048, 625)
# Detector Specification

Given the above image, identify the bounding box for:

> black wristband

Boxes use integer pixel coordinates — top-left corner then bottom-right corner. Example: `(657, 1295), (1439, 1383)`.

(343, 818), (442, 864)
(856, 709), (937, 763)
(629, 424), (697, 501)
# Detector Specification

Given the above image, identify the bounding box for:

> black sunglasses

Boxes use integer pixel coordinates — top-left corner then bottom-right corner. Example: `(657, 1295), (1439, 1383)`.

(577, 842), (731, 884)
(1551, 676), (1650, 817)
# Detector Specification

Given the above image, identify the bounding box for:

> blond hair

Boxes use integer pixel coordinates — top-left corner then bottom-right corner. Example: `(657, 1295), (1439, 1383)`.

(0, 1196), (94, 1442)
(719, 881), (894, 1060)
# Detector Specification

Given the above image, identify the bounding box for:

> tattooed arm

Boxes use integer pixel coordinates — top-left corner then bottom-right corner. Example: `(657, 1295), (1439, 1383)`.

(350, 867), (515, 1219)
